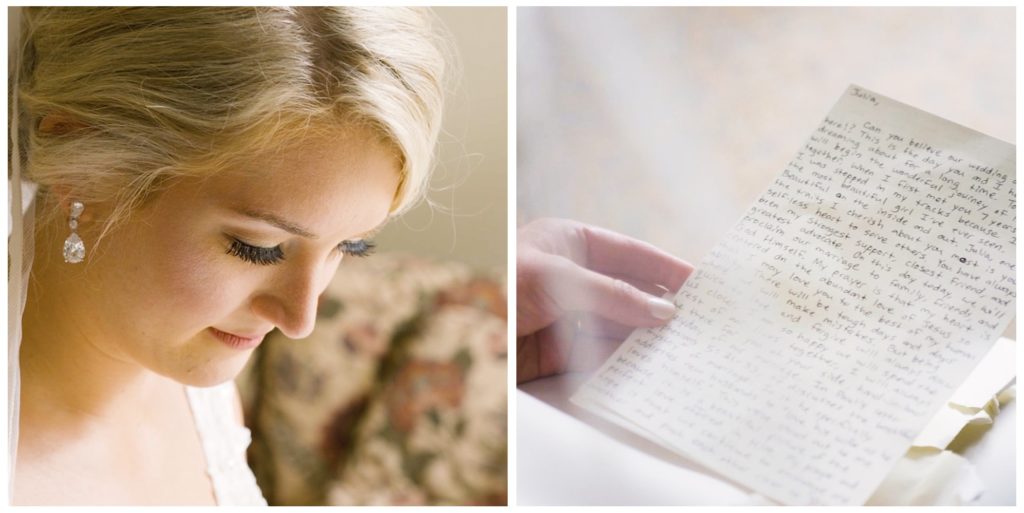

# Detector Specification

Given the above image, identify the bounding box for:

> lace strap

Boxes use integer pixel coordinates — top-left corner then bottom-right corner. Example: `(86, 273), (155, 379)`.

(185, 383), (267, 506)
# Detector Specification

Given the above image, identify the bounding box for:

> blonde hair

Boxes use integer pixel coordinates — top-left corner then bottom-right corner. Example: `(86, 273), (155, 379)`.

(13, 7), (448, 241)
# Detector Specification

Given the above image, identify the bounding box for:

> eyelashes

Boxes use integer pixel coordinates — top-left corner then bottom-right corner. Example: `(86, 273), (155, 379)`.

(227, 237), (376, 266)
(227, 238), (285, 265)
(339, 239), (375, 258)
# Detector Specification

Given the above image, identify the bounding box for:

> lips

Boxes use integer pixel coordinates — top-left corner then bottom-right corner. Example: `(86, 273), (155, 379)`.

(209, 327), (266, 350)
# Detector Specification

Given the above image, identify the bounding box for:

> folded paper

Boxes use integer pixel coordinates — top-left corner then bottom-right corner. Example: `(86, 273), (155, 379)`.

(573, 85), (1016, 505)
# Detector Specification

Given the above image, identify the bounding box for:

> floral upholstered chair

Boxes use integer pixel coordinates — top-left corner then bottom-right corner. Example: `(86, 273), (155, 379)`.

(235, 254), (507, 505)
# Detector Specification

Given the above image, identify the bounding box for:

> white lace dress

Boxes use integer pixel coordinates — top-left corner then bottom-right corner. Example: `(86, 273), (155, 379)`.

(185, 383), (267, 506)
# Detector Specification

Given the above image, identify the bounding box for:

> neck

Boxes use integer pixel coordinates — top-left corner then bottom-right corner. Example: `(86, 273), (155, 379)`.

(19, 221), (175, 428)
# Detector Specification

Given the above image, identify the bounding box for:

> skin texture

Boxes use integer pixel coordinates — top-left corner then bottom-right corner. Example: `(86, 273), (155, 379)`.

(517, 218), (695, 383)
(15, 127), (400, 505)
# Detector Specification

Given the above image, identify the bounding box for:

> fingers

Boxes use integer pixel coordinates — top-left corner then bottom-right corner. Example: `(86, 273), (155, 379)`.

(578, 313), (635, 341)
(580, 224), (695, 293)
(517, 321), (573, 384)
(604, 271), (677, 298)
(517, 318), (630, 384)
(547, 255), (678, 327)
(566, 336), (622, 374)
(516, 331), (546, 384)
(518, 218), (692, 343)
(517, 250), (568, 336)
(517, 218), (692, 384)
(519, 218), (693, 293)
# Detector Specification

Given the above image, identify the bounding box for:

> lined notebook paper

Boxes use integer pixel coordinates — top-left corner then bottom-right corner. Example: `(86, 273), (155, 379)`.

(572, 85), (1016, 506)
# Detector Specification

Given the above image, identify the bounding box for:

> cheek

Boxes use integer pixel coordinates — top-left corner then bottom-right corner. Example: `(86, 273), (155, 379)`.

(129, 226), (250, 332)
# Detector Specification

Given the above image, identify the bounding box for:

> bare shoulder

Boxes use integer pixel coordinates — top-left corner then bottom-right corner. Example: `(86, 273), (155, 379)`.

(15, 384), (216, 505)
(13, 408), (96, 504)
(12, 420), (130, 505)
(13, 437), (86, 505)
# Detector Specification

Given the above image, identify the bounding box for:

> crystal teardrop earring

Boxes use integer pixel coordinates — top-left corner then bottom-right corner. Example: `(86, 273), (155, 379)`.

(63, 201), (86, 264)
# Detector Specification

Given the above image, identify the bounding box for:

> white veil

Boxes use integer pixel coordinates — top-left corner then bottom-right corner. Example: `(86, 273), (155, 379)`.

(8, 6), (35, 497)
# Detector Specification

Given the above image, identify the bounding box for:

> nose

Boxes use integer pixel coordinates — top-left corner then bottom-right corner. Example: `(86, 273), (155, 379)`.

(250, 260), (333, 340)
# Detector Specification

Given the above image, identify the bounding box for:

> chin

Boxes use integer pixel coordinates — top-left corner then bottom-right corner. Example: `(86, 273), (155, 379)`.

(169, 352), (253, 388)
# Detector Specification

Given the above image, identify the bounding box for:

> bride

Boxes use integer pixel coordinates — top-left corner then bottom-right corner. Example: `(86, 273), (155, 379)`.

(9, 7), (447, 505)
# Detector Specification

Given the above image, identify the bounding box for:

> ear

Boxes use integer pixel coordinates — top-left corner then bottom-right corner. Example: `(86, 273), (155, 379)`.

(38, 112), (88, 137)
(50, 185), (95, 223)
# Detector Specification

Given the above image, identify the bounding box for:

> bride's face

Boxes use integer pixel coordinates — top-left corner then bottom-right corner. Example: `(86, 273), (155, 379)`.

(80, 128), (401, 386)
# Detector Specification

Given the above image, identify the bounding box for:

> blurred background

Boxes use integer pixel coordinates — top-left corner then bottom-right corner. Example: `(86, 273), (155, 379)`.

(517, 5), (1014, 337)
(378, 7), (507, 271)
(240, 7), (508, 506)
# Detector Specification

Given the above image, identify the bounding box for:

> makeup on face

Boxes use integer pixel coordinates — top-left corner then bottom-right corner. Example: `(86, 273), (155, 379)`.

(207, 327), (266, 350)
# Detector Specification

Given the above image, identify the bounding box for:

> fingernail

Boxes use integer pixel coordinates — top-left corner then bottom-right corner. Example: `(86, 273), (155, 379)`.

(647, 296), (677, 320)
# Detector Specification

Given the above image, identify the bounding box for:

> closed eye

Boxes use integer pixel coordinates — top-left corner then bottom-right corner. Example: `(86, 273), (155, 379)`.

(227, 238), (284, 266)
(339, 239), (375, 257)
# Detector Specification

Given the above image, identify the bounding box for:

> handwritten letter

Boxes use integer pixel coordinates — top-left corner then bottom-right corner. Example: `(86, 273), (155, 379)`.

(572, 85), (1016, 505)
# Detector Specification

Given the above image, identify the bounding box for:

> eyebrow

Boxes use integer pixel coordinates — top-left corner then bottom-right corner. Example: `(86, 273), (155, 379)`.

(236, 207), (385, 241)
(238, 208), (318, 239)
(356, 225), (386, 240)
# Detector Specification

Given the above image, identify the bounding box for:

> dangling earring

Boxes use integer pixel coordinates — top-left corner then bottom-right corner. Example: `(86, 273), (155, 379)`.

(63, 200), (86, 264)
